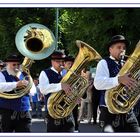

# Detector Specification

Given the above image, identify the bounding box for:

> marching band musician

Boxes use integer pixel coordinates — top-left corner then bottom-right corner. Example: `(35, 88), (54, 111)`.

(0, 54), (35, 132)
(94, 35), (140, 132)
(39, 51), (75, 132)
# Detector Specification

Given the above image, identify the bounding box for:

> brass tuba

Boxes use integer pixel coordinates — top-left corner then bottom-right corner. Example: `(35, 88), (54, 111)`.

(0, 23), (56, 99)
(47, 40), (102, 119)
(105, 41), (140, 114)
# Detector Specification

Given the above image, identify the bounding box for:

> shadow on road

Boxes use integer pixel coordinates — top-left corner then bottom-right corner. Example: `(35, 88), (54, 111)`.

(79, 123), (102, 133)
(31, 118), (102, 133)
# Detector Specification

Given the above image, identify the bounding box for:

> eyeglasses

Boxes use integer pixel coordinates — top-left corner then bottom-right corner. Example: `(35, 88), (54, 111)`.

(12, 64), (20, 67)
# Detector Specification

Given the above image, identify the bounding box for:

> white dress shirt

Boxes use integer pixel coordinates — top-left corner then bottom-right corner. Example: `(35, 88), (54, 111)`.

(0, 70), (35, 95)
(94, 56), (120, 90)
(39, 67), (62, 95)
(0, 71), (17, 92)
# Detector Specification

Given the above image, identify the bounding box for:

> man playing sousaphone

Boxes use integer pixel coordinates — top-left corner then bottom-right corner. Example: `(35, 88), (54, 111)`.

(94, 35), (140, 132)
(0, 54), (35, 132)
(39, 51), (75, 132)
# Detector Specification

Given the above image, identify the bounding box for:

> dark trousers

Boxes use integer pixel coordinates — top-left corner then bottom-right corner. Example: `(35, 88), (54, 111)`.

(133, 105), (140, 126)
(99, 106), (140, 132)
(46, 112), (75, 132)
(134, 107), (140, 126)
(72, 105), (79, 131)
(0, 108), (31, 132)
(92, 88), (100, 123)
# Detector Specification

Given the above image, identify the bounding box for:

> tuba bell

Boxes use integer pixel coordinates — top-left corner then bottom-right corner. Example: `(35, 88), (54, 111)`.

(47, 40), (102, 119)
(0, 23), (56, 99)
(105, 41), (140, 114)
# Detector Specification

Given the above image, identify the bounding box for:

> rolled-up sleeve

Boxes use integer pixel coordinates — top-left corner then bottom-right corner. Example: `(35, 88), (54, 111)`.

(0, 72), (17, 92)
(39, 71), (62, 95)
(94, 59), (119, 90)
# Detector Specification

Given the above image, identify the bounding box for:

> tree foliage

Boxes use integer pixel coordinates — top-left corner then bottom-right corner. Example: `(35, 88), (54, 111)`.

(0, 8), (56, 77)
(59, 8), (140, 58)
(0, 8), (140, 75)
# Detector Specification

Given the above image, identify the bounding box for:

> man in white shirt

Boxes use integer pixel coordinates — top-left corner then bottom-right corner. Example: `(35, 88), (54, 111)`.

(39, 51), (75, 132)
(0, 54), (33, 132)
(94, 35), (140, 132)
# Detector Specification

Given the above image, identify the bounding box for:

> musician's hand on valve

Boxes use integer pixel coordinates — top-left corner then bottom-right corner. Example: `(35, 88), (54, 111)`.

(118, 73), (137, 90)
(16, 80), (29, 88)
(61, 83), (72, 95)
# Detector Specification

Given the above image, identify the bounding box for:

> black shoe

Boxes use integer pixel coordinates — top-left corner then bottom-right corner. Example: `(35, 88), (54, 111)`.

(38, 115), (43, 119)
(93, 121), (97, 125)
(32, 114), (37, 118)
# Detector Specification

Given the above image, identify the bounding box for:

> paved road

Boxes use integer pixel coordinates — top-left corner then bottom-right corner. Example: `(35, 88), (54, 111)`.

(31, 118), (102, 133)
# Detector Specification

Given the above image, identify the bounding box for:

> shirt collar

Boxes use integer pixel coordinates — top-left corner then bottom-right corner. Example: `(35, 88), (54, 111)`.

(51, 67), (62, 75)
(109, 56), (119, 64)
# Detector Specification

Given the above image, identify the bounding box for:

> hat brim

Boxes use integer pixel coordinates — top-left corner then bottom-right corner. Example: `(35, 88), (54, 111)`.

(65, 58), (74, 62)
(5, 59), (21, 62)
(108, 39), (129, 49)
(5, 54), (22, 63)
(51, 57), (66, 60)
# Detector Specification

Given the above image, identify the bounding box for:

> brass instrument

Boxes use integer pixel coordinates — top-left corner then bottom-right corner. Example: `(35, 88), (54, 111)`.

(105, 41), (140, 114)
(0, 23), (56, 99)
(47, 40), (102, 119)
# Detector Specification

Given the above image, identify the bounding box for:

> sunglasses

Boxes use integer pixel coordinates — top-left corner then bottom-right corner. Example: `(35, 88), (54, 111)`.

(12, 63), (20, 67)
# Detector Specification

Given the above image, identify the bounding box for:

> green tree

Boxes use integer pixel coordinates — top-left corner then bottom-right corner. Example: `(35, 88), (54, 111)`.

(0, 8), (56, 76)
(59, 8), (140, 58)
(1, 8), (140, 75)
